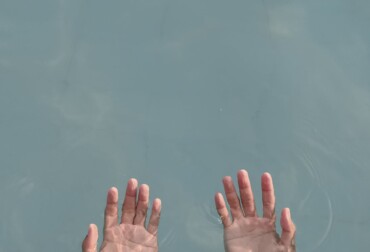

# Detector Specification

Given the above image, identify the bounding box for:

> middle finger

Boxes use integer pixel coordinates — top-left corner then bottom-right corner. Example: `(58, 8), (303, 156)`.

(121, 178), (138, 224)
(133, 184), (149, 226)
(237, 170), (257, 217)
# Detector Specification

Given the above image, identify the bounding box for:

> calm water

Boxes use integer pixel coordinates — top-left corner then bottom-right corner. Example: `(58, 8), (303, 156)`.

(1, 0), (370, 251)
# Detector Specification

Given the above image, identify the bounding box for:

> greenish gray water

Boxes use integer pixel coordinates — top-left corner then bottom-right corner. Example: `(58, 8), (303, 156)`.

(1, 0), (370, 251)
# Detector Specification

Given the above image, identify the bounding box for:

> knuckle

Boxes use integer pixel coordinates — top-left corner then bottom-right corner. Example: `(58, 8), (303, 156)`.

(136, 208), (148, 216)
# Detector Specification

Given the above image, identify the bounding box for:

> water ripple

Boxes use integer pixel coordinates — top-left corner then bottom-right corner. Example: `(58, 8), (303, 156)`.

(296, 146), (334, 251)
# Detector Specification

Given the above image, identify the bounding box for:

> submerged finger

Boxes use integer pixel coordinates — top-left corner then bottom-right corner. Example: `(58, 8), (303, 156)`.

(104, 187), (119, 230)
(237, 170), (257, 217)
(214, 192), (232, 227)
(261, 173), (276, 219)
(133, 184), (150, 226)
(82, 224), (98, 252)
(223, 176), (243, 219)
(121, 178), (138, 224)
(280, 208), (296, 248)
(147, 198), (162, 235)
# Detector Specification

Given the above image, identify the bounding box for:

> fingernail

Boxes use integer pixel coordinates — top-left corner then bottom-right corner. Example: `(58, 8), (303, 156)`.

(286, 208), (291, 220)
(88, 224), (94, 236)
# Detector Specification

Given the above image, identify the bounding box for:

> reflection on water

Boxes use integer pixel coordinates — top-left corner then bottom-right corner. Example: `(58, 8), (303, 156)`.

(1, 0), (370, 251)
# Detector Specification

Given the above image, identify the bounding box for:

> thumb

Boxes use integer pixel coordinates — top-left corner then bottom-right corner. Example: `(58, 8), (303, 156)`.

(82, 224), (99, 252)
(280, 208), (296, 250)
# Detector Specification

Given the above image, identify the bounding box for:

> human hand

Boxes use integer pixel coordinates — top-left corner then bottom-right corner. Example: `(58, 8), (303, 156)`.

(215, 170), (296, 252)
(82, 178), (161, 252)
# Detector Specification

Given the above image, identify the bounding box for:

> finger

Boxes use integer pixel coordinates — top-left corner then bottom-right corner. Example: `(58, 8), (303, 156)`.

(82, 224), (98, 252)
(280, 208), (296, 248)
(121, 178), (138, 224)
(104, 187), (119, 231)
(214, 192), (232, 227)
(261, 172), (276, 219)
(133, 184), (150, 226)
(223, 176), (243, 219)
(147, 198), (162, 235)
(237, 170), (257, 217)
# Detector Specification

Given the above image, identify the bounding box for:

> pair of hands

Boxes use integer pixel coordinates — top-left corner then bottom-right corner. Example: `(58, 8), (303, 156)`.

(82, 170), (296, 252)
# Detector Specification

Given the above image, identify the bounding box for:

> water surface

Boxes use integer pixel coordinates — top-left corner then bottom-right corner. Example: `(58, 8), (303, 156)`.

(1, 0), (370, 251)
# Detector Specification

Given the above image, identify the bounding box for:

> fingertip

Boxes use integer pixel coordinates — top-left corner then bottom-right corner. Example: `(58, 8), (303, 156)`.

(153, 198), (162, 211)
(285, 208), (291, 220)
(88, 223), (94, 232)
(139, 184), (150, 198)
(87, 224), (92, 237)
(129, 178), (138, 187)
(108, 186), (118, 195)
(125, 178), (139, 197)
(214, 192), (220, 203)
(237, 170), (250, 189)
(280, 208), (294, 231)
(222, 176), (232, 183)
(214, 192), (221, 200)
(88, 223), (98, 235)
(109, 187), (118, 193)
(237, 169), (248, 176)
(223, 176), (237, 193)
(140, 183), (149, 190)
(154, 197), (161, 205)
(214, 192), (226, 209)
(91, 223), (98, 232)
(261, 172), (274, 191)
(107, 187), (118, 202)
(261, 172), (272, 180)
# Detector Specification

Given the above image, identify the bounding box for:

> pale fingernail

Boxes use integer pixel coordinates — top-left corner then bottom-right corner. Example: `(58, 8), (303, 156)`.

(286, 208), (291, 220)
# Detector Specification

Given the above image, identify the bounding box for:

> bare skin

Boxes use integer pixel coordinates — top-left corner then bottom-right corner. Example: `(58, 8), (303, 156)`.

(82, 178), (161, 252)
(215, 170), (296, 252)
